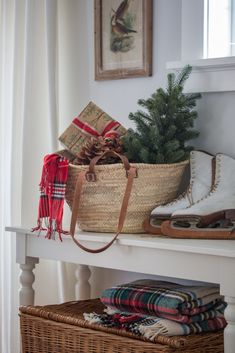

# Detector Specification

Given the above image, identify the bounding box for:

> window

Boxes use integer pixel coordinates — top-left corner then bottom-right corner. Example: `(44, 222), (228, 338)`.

(204, 0), (235, 58)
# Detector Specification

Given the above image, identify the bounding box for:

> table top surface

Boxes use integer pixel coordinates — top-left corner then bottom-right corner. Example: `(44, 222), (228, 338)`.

(6, 226), (235, 258)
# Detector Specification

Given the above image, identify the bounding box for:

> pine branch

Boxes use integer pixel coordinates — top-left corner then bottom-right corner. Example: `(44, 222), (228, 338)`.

(175, 65), (192, 86)
(129, 110), (152, 123)
(123, 65), (201, 164)
(167, 73), (175, 93)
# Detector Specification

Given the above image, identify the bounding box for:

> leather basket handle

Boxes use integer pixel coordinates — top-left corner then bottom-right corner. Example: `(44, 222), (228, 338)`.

(70, 152), (137, 253)
(86, 150), (131, 182)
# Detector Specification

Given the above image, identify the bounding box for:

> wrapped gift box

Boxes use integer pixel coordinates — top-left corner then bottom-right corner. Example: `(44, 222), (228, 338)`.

(59, 101), (126, 156)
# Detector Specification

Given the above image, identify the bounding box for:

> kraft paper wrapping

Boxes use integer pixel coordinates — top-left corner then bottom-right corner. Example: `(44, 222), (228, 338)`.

(59, 101), (126, 156)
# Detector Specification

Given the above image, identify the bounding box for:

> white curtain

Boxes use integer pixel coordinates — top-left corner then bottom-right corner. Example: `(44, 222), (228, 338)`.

(0, 1), (86, 352)
(0, 2), (24, 351)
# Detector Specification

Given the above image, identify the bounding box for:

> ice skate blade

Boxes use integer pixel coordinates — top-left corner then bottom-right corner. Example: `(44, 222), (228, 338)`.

(161, 220), (235, 239)
(142, 218), (163, 236)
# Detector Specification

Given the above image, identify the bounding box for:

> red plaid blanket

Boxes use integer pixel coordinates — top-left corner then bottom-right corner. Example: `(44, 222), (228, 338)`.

(101, 279), (224, 323)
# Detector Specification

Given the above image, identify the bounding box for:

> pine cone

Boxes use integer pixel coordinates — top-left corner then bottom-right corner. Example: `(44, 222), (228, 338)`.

(73, 137), (123, 165)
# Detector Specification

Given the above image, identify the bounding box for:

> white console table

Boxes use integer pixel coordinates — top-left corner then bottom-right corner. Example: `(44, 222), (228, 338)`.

(7, 227), (235, 353)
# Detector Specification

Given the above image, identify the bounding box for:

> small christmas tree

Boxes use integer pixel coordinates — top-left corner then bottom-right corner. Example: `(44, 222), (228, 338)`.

(122, 65), (201, 164)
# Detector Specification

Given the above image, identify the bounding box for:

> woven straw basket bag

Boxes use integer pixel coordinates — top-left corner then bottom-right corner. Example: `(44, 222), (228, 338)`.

(65, 151), (188, 252)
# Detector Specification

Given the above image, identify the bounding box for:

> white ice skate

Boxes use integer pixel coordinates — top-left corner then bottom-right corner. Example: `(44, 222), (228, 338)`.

(161, 153), (235, 239)
(143, 150), (214, 235)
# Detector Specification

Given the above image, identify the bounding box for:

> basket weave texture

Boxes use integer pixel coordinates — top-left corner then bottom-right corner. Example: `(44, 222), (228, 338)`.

(19, 298), (224, 353)
(65, 160), (188, 233)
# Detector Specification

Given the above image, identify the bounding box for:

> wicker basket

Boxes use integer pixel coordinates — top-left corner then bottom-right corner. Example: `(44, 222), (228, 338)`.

(19, 298), (224, 353)
(65, 159), (188, 233)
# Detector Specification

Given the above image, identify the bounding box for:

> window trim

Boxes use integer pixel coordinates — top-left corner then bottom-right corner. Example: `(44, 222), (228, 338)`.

(166, 0), (235, 93)
(166, 57), (235, 93)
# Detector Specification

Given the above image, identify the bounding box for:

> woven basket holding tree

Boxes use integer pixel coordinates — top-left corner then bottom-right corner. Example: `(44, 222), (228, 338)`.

(64, 66), (201, 249)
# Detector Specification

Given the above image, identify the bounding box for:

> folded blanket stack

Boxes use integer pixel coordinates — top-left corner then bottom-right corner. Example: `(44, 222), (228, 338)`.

(84, 280), (227, 340)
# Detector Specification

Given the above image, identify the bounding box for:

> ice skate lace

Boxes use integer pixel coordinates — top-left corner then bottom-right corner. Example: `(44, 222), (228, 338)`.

(188, 155), (220, 206)
(163, 182), (194, 207)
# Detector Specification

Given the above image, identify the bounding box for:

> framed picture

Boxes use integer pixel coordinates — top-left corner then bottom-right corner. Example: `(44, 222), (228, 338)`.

(94, 0), (153, 80)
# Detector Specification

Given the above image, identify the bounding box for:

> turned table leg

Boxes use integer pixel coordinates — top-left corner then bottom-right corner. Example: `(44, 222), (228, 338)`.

(19, 257), (38, 306)
(75, 265), (91, 300)
(224, 296), (235, 353)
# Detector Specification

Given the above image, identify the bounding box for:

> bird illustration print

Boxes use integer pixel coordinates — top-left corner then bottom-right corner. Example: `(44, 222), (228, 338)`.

(110, 0), (137, 53)
(113, 0), (131, 22)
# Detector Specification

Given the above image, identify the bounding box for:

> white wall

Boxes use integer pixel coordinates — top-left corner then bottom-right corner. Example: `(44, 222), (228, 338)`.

(86, 0), (182, 127)
(195, 92), (235, 158)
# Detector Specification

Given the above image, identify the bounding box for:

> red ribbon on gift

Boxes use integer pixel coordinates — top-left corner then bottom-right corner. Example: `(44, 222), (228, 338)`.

(72, 115), (121, 139)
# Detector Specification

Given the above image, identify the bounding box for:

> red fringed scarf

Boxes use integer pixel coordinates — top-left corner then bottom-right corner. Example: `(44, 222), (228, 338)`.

(33, 153), (69, 240)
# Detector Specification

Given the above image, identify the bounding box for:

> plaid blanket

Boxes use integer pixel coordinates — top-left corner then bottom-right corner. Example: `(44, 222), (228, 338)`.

(105, 301), (226, 324)
(84, 310), (226, 337)
(101, 280), (224, 323)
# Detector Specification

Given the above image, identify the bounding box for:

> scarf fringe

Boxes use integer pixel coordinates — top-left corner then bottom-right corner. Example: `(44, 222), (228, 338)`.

(45, 224), (69, 241)
(139, 321), (170, 339)
(84, 313), (102, 324)
(32, 219), (48, 234)
(33, 218), (69, 241)
(104, 307), (117, 315)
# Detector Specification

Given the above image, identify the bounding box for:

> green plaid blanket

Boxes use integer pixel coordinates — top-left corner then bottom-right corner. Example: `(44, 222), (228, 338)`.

(101, 280), (224, 323)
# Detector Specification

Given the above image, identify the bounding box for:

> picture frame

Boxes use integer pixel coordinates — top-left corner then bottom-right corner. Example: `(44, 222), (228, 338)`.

(94, 0), (153, 81)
